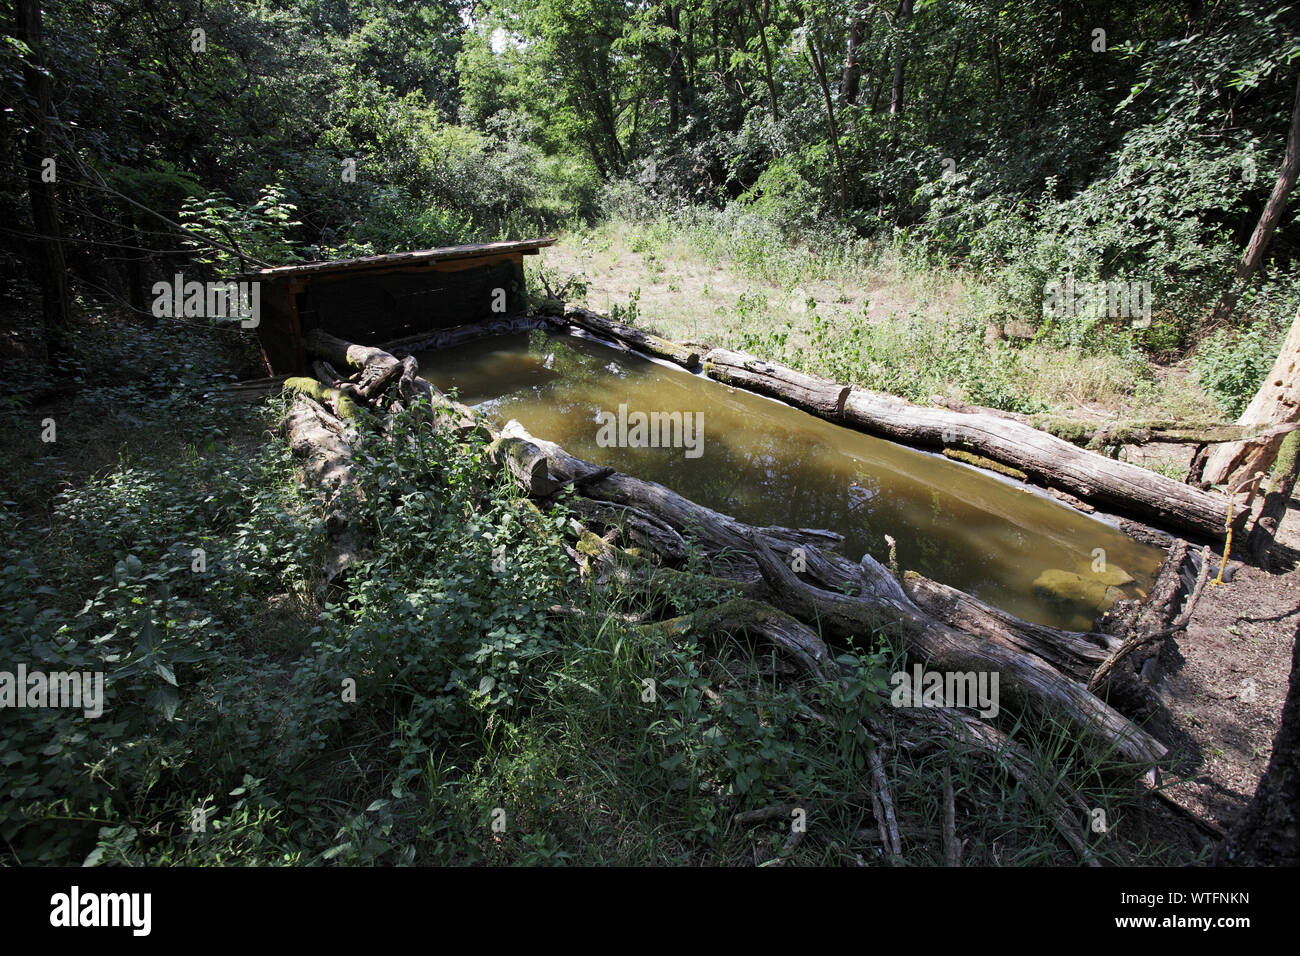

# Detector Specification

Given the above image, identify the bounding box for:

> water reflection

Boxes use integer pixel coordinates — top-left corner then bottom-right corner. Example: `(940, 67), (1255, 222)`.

(415, 331), (1164, 630)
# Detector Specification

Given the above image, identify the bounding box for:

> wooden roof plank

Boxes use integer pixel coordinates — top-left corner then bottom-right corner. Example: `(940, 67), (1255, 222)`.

(239, 237), (556, 281)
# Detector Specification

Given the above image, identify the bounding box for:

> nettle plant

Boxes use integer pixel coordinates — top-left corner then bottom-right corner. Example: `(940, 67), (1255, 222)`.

(178, 182), (303, 274)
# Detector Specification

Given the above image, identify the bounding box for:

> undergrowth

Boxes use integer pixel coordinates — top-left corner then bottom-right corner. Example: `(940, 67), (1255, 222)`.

(0, 314), (1201, 866)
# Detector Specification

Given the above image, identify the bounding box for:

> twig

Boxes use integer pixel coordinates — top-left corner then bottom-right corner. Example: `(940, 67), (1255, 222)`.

(942, 765), (961, 867)
(867, 743), (902, 859)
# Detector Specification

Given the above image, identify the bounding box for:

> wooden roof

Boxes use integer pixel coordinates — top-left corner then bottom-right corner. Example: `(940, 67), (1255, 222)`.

(241, 237), (556, 281)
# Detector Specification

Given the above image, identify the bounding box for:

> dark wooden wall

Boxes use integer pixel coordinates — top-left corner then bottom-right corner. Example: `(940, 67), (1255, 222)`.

(254, 254), (527, 373)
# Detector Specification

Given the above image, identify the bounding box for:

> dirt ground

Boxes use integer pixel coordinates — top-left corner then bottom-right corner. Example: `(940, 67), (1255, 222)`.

(1142, 487), (1299, 841)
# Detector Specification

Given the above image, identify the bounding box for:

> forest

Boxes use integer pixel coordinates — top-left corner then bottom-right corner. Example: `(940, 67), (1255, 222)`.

(1, 0), (1298, 872)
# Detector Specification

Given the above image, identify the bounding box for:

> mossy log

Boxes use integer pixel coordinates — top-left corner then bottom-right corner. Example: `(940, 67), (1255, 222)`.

(281, 395), (362, 585)
(566, 306), (701, 370)
(283, 376), (365, 421)
(703, 348), (851, 420)
(1033, 417), (1299, 450)
(499, 418), (1167, 766)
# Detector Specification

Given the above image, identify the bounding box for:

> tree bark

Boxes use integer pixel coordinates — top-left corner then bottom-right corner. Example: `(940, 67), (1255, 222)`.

(889, 0), (914, 116)
(1210, 74), (1300, 324)
(1247, 429), (1300, 564)
(1202, 303), (1300, 486)
(14, 0), (73, 364)
(841, 12), (871, 105)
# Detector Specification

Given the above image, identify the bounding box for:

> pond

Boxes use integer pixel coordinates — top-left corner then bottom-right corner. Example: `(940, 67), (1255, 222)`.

(415, 330), (1165, 630)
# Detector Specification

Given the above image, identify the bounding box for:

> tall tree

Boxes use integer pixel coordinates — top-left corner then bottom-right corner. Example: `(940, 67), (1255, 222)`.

(13, 0), (73, 364)
(1210, 74), (1300, 326)
(889, 0), (913, 116)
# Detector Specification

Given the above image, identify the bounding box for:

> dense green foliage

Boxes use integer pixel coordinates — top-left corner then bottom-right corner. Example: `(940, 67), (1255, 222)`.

(3, 0), (1297, 866)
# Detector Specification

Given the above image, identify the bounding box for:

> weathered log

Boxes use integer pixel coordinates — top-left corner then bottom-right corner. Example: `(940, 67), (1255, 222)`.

(562, 497), (689, 564)
(566, 306), (701, 369)
(745, 531), (1168, 766)
(498, 418), (1167, 766)
(499, 419), (842, 561)
(281, 395), (362, 584)
(842, 388), (1236, 539)
(488, 435), (561, 497)
(305, 328), (401, 391)
(1035, 417), (1299, 449)
(640, 597), (835, 680)
(703, 348), (851, 420)
(903, 572), (1122, 683)
(1247, 429), (1300, 564)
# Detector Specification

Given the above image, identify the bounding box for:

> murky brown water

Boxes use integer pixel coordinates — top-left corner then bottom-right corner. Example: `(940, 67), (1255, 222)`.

(415, 331), (1164, 629)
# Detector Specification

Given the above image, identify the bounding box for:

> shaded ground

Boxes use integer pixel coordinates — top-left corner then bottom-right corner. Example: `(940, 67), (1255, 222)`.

(1147, 505), (1299, 837)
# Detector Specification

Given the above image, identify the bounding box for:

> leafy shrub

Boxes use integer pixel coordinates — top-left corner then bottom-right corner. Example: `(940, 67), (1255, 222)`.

(1193, 324), (1285, 416)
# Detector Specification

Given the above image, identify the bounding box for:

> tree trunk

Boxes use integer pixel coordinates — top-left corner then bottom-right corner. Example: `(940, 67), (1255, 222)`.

(1210, 74), (1300, 325)
(746, 0), (780, 122)
(1213, 617), (1300, 866)
(841, 12), (871, 105)
(1247, 429), (1300, 564)
(805, 31), (850, 209)
(1203, 303), (1300, 486)
(889, 0), (914, 116)
(14, 0), (73, 365)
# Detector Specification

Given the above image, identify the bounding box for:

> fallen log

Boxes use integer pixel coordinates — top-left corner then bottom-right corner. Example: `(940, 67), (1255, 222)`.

(703, 348), (851, 420)
(281, 395), (363, 584)
(903, 572), (1122, 683)
(304, 328), (401, 400)
(1035, 418), (1300, 450)
(566, 306), (701, 370)
(640, 597), (835, 680)
(498, 418), (1167, 766)
(488, 434), (561, 497)
(745, 531), (1168, 766)
(842, 388), (1236, 540)
(499, 419), (843, 562)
